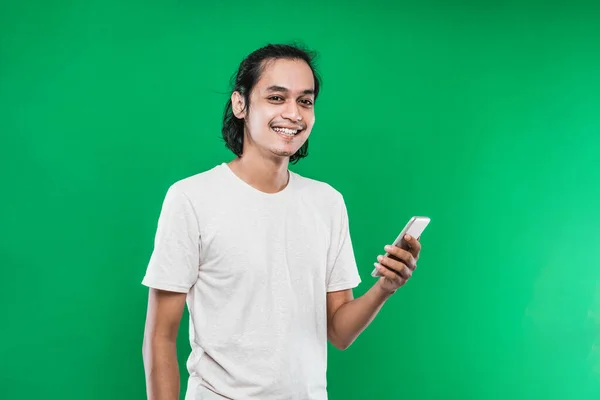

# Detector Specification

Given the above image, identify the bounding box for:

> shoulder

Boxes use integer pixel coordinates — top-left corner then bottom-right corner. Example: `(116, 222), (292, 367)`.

(291, 170), (346, 208)
(152, 164), (229, 214)
(167, 163), (227, 198)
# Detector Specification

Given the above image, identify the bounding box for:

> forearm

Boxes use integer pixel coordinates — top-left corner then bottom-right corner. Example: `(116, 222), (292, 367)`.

(142, 337), (180, 400)
(329, 280), (394, 349)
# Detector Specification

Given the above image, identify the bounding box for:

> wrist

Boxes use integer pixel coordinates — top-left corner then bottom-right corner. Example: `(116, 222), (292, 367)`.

(373, 279), (396, 299)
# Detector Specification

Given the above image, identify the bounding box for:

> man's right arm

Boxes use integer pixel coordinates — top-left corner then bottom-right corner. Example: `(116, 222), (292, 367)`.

(142, 288), (188, 400)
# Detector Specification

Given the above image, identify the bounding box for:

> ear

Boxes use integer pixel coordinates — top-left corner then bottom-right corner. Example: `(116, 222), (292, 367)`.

(231, 91), (246, 119)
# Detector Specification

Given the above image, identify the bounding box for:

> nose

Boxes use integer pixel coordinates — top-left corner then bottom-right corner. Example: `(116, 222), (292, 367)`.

(281, 101), (301, 122)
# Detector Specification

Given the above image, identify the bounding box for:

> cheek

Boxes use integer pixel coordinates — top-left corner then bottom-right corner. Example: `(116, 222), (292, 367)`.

(305, 114), (316, 130)
(253, 108), (279, 127)
(247, 110), (272, 132)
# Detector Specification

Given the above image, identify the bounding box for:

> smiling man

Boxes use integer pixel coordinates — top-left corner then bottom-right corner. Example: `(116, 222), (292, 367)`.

(141, 43), (422, 400)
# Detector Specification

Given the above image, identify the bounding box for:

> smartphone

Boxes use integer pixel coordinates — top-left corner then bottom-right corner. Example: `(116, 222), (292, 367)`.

(371, 216), (431, 278)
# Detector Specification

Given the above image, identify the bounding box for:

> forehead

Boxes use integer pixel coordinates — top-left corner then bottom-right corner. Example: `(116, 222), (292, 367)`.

(255, 58), (314, 94)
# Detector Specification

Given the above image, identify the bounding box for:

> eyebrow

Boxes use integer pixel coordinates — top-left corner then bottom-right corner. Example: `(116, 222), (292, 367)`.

(265, 85), (315, 96)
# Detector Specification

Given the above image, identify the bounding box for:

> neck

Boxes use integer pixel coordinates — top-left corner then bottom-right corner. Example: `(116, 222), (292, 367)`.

(227, 154), (290, 194)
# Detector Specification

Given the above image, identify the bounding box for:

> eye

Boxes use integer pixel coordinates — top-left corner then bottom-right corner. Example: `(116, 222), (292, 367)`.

(268, 96), (284, 102)
(300, 99), (314, 107)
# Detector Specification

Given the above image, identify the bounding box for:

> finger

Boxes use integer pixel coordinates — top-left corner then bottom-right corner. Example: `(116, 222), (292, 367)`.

(391, 235), (421, 260)
(395, 264), (412, 279)
(374, 262), (406, 283)
(405, 234), (422, 259)
(378, 254), (413, 277)
(383, 246), (416, 270)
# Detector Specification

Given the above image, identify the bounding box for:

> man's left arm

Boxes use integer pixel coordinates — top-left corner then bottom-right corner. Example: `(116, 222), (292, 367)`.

(327, 234), (422, 350)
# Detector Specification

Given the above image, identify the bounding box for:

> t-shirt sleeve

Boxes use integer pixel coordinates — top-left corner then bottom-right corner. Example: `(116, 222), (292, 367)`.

(141, 184), (200, 293)
(326, 194), (362, 292)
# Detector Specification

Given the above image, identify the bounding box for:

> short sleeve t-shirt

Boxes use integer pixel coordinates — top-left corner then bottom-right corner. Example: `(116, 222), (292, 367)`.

(142, 163), (361, 400)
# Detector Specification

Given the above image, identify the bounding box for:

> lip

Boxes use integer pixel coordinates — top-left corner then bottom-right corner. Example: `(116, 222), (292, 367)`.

(272, 125), (303, 130)
(271, 127), (301, 140)
(271, 125), (304, 132)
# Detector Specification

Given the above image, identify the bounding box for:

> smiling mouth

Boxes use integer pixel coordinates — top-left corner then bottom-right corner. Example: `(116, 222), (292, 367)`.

(272, 127), (302, 137)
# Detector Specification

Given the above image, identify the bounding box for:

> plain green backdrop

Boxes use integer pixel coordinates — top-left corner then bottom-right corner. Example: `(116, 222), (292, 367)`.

(1, 0), (600, 399)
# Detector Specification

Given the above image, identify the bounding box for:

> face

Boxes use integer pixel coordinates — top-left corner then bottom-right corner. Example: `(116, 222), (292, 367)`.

(232, 58), (316, 161)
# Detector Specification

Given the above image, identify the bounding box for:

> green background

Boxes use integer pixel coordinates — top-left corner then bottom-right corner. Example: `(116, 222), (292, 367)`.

(1, 0), (599, 399)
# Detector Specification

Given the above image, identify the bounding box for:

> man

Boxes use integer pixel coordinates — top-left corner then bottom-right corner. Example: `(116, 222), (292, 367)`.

(142, 43), (422, 400)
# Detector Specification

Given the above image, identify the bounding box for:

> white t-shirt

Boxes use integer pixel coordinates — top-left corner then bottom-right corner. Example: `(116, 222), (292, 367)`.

(142, 163), (362, 400)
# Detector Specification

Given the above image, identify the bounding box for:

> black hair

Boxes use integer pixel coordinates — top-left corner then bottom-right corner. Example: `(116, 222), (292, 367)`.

(221, 43), (321, 164)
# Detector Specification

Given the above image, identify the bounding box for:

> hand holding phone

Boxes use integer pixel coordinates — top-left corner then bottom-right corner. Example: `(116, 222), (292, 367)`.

(371, 216), (430, 278)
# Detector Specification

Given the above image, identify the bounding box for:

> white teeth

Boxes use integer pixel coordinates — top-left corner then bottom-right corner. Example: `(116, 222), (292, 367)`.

(273, 127), (298, 136)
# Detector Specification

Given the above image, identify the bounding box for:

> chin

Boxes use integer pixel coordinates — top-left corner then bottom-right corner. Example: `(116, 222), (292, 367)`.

(268, 139), (307, 158)
(271, 144), (302, 158)
(273, 150), (295, 157)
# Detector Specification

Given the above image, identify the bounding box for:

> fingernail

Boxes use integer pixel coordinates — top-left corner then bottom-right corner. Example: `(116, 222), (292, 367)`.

(405, 234), (412, 240)
(377, 255), (383, 262)
(374, 262), (381, 269)
(384, 245), (392, 251)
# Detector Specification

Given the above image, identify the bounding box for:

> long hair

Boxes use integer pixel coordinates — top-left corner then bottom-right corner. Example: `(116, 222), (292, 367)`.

(221, 43), (321, 164)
